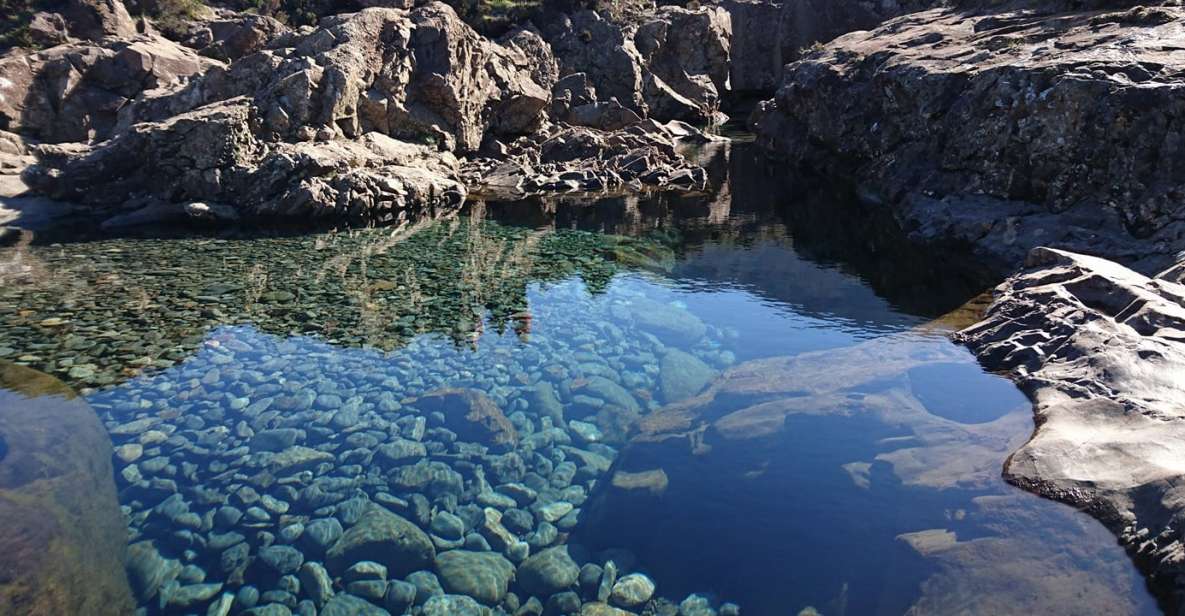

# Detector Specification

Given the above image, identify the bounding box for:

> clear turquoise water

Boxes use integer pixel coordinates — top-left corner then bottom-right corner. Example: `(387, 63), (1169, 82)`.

(0, 145), (1160, 615)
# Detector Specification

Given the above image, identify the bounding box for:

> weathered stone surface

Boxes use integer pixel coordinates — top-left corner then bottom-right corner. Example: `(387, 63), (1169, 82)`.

(0, 361), (135, 615)
(634, 6), (731, 125)
(752, 5), (1185, 272)
(176, 12), (290, 61)
(957, 247), (1185, 603)
(416, 388), (518, 449)
(326, 504), (435, 578)
(544, 11), (647, 112)
(0, 35), (215, 143)
(25, 99), (466, 225)
(717, 0), (784, 92)
(60, 0), (137, 41)
(463, 121), (715, 200)
(775, 0), (933, 65)
(131, 5), (549, 152)
(434, 550), (515, 605)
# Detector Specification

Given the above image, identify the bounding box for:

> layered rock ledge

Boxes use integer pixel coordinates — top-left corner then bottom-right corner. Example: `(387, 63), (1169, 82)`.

(753, 3), (1185, 273)
(957, 247), (1185, 607)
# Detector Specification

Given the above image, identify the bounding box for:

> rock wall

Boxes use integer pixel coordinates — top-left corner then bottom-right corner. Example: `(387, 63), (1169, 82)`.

(957, 247), (1185, 609)
(752, 5), (1185, 272)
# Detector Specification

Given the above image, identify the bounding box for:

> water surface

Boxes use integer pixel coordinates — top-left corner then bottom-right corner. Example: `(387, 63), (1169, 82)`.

(0, 144), (1159, 615)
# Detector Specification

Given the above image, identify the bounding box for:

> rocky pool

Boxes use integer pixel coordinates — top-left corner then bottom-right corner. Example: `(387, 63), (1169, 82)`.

(0, 145), (1161, 615)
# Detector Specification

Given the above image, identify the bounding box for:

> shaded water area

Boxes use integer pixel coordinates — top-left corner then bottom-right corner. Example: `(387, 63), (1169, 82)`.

(0, 144), (1161, 615)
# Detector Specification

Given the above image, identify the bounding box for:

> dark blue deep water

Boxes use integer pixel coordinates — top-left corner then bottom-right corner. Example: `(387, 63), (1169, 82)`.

(0, 145), (1160, 615)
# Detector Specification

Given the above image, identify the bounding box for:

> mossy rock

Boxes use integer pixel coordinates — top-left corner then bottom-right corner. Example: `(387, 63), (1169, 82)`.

(0, 361), (135, 616)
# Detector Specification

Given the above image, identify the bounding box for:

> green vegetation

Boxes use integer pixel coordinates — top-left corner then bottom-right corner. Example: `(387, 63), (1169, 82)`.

(0, 0), (38, 50)
(149, 0), (207, 32)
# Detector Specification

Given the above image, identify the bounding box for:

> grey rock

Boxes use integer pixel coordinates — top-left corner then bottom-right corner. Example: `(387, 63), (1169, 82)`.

(320, 593), (392, 616)
(327, 504), (435, 577)
(957, 247), (1185, 596)
(259, 545), (305, 576)
(435, 550), (515, 605)
(610, 573), (655, 608)
(300, 518), (344, 556)
(516, 545), (582, 597)
(407, 570), (444, 605)
(126, 540), (182, 602)
(422, 594), (487, 616)
(659, 349), (716, 404)
(298, 562), (334, 607)
(752, 5), (1185, 273)
(384, 580), (417, 613)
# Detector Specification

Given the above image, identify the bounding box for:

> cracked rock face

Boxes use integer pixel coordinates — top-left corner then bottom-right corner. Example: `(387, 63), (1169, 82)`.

(124, 4), (550, 153)
(957, 247), (1185, 606)
(25, 98), (466, 224)
(752, 4), (1185, 272)
(0, 35), (216, 143)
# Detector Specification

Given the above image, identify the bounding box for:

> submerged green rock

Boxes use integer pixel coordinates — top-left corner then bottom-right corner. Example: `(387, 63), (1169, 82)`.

(0, 361), (135, 615)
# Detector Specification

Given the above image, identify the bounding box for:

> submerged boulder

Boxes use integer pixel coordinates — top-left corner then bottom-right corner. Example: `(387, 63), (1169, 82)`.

(326, 503), (435, 578)
(416, 388), (518, 449)
(0, 361), (135, 615)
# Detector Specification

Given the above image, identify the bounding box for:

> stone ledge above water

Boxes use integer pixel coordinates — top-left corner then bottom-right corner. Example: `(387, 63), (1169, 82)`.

(958, 247), (1185, 611)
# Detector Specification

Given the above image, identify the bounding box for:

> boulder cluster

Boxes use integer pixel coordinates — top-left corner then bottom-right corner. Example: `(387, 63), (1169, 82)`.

(0, 0), (741, 226)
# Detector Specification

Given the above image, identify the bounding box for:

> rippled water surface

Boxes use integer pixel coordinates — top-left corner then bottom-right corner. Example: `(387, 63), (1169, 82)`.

(0, 145), (1160, 615)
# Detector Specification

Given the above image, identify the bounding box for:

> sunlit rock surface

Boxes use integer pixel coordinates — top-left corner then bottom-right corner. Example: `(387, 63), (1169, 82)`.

(958, 247), (1185, 608)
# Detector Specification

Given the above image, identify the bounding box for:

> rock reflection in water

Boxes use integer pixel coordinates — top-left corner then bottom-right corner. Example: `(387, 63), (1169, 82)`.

(0, 361), (134, 616)
(578, 337), (1158, 615)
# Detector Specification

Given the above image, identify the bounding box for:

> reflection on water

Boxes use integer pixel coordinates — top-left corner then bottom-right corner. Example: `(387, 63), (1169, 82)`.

(0, 144), (1161, 615)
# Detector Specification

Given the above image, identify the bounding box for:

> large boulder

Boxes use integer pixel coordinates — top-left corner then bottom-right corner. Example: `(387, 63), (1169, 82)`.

(59, 0), (137, 41)
(752, 5), (1185, 272)
(957, 247), (1185, 604)
(544, 11), (647, 112)
(127, 4), (550, 152)
(634, 6), (732, 124)
(25, 98), (466, 224)
(0, 362), (136, 615)
(415, 389), (518, 449)
(717, 0), (785, 93)
(0, 35), (215, 143)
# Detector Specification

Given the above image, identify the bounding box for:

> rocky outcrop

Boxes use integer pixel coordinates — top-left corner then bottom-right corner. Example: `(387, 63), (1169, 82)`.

(124, 5), (550, 152)
(542, 5), (733, 125)
(59, 0), (137, 41)
(956, 247), (1185, 607)
(775, 0), (933, 64)
(0, 35), (215, 143)
(0, 361), (135, 616)
(173, 12), (290, 61)
(716, 0), (785, 93)
(462, 120), (718, 199)
(25, 98), (466, 224)
(752, 5), (1185, 273)
(635, 6), (732, 124)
